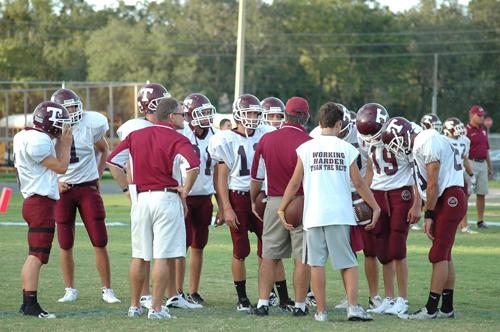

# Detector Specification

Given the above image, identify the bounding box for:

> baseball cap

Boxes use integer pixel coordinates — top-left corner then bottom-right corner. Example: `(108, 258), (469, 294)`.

(470, 105), (485, 116)
(285, 97), (309, 116)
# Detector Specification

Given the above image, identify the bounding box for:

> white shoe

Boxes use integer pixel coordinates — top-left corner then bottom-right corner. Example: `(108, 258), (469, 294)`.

(166, 294), (203, 309)
(140, 295), (153, 309)
(127, 306), (143, 317)
(306, 291), (317, 307)
(334, 298), (349, 310)
(384, 297), (409, 315)
(313, 311), (328, 321)
(368, 295), (382, 309)
(269, 292), (279, 307)
(367, 297), (392, 314)
(399, 307), (437, 320)
(347, 304), (373, 321)
(102, 288), (121, 303)
(437, 309), (455, 319)
(148, 306), (174, 320)
(461, 226), (478, 234)
(58, 288), (78, 303)
(411, 224), (421, 230)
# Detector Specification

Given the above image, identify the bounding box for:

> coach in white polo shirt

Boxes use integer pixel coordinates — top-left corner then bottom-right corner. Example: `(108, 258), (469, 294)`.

(108, 98), (200, 320)
(278, 102), (380, 322)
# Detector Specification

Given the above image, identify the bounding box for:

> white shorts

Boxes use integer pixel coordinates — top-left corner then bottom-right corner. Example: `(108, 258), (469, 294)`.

(131, 191), (186, 261)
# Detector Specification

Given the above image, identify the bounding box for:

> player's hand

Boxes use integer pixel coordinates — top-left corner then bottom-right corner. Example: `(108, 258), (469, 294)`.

(407, 204), (421, 224)
(251, 202), (263, 222)
(214, 209), (224, 227)
(58, 181), (70, 193)
(124, 189), (131, 203)
(224, 208), (239, 230)
(96, 180), (100, 192)
(60, 124), (72, 146)
(364, 208), (381, 231)
(488, 167), (494, 180)
(423, 218), (434, 241)
(278, 213), (295, 231)
(177, 186), (188, 200)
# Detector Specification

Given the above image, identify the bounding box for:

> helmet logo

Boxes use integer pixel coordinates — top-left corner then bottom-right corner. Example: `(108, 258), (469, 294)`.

(47, 106), (62, 121)
(140, 88), (154, 101)
(376, 108), (388, 123)
(386, 120), (403, 134)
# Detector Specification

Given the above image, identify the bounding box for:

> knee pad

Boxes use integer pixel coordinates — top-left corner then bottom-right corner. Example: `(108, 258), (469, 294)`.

(388, 230), (408, 261)
(28, 227), (55, 264)
(89, 220), (108, 248)
(231, 231), (251, 260)
(57, 223), (75, 250)
(428, 243), (450, 263)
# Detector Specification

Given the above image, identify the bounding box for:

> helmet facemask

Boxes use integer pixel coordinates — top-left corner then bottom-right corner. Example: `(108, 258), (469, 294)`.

(191, 104), (216, 128)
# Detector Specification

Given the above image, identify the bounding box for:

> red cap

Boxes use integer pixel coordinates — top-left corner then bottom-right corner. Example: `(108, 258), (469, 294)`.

(285, 97), (309, 116)
(470, 105), (485, 116)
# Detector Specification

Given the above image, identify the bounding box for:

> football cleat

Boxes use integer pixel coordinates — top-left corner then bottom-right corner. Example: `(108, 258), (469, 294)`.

(102, 288), (121, 303)
(23, 302), (56, 319)
(167, 293), (203, 309)
(148, 306), (174, 320)
(335, 298), (349, 310)
(269, 291), (279, 307)
(347, 304), (373, 321)
(127, 306), (143, 317)
(313, 311), (328, 322)
(461, 226), (478, 234)
(477, 221), (488, 229)
(437, 309), (455, 319)
(187, 292), (206, 305)
(140, 295), (152, 309)
(399, 307), (437, 320)
(306, 291), (317, 307)
(279, 298), (295, 313)
(58, 288), (78, 303)
(292, 306), (309, 316)
(367, 297), (392, 314)
(236, 297), (252, 313)
(368, 295), (383, 309)
(384, 297), (409, 315)
(253, 305), (269, 316)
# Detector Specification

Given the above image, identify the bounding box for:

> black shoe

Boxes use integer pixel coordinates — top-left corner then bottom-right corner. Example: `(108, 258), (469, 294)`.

(254, 305), (269, 316)
(23, 302), (56, 318)
(236, 298), (252, 312)
(187, 292), (206, 305)
(279, 298), (295, 312)
(292, 306), (309, 316)
(477, 221), (488, 229)
(19, 303), (25, 314)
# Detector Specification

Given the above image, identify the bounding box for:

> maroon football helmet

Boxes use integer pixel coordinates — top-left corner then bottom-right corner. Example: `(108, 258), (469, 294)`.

(420, 113), (442, 133)
(381, 117), (414, 156)
(33, 101), (70, 138)
(336, 103), (353, 140)
(356, 103), (389, 145)
(137, 83), (171, 114)
(261, 97), (285, 128)
(233, 94), (262, 129)
(443, 117), (465, 137)
(183, 93), (216, 128)
(50, 88), (83, 125)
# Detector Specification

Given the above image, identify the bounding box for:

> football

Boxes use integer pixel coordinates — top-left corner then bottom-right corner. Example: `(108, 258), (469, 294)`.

(284, 195), (304, 228)
(352, 192), (373, 226)
(254, 191), (267, 220)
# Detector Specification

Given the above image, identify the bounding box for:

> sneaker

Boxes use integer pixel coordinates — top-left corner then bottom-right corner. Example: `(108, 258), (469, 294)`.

(167, 293), (203, 309)
(384, 297), (409, 315)
(437, 309), (455, 318)
(253, 305), (269, 316)
(269, 292), (279, 307)
(347, 304), (373, 321)
(127, 306), (143, 317)
(148, 306), (174, 320)
(335, 298), (349, 310)
(292, 306), (309, 316)
(367, 297), (391, 314)
(461, 226), (478, 234)
(477, 221), (488, 229)
(236, 297), (252, 313)
(279, 298), (295, 312)
(313, 311), (328, 322)
(187, 292), (205, 305)
(306, 291), (317, 307)
(58, 288), (78, 303)
(368, 295), (383, 310)
(140, 295), (153, 309)
(102, 288), (121, 303)
(23, 302), (56, 319)
(399, 307), (437, 320)
(411, 224), (421, 231)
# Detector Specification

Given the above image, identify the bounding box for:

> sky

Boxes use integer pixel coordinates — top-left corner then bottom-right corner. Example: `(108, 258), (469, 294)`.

(86, 0), (471, 13)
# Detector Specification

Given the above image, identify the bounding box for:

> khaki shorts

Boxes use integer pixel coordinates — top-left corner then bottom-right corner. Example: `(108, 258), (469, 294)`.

(469, 160), (489, 195)
(131, 191), (186, 261)
(304, 224), (358, 270)
(262, 196), (304, 260)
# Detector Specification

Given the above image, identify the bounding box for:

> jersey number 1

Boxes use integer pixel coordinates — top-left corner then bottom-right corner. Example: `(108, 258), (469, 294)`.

(70, 136), (79, 164)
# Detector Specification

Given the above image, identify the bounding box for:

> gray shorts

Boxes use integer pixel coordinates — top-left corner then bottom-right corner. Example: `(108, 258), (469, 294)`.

(469, 160), (488, 195)
(262, 196), (304, 260)
(303, 224), (358, 270)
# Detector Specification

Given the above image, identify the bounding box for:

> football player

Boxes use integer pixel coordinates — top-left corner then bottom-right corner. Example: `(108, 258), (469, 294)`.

(14, 101), (72, 318)
(381, 117), (466, 320)
(358, 104), (422, 316)
(261, 97), (285, 129)
(208, 94), (274, 312)
(420, 113), (443, 133)
(443, 117), (475, 234)
(51, 88), (120, 304)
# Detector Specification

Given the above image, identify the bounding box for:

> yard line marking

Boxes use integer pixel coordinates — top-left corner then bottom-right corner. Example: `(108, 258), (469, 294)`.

(0, 221), (128, 227)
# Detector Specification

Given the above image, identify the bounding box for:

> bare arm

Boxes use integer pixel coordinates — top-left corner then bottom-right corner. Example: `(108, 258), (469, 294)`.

(423, 161), (440, 240)
(213, 165), (224, 226)
(44, 125), (72, 174)
(486, 151), (493, 179)
(463, 156), (473, 176)
(216, 162), (239, 229)
(351, 161), (381, 230)
(365, 158), (374, 188)
(108, 163), (129, 190)
(250, 179), (264, 221)
(181, 168), (199, 199)
(94, 137), (109, 179)
(407, 183), (422, 224)
(277, 159), (304, 230)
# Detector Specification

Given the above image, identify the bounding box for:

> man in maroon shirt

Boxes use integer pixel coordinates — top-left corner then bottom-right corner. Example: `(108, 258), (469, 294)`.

(250, 97), (312, 316)
(108, 98), (200, 320)
(466, 105), (493, 229)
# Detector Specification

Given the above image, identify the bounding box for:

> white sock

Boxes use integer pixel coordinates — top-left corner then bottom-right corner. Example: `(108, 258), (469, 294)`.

(257, 299), (269, 308)
(295, 302), (306, 311)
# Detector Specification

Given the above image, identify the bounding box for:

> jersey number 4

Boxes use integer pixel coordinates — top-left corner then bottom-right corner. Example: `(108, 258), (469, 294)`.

(193, 144), (212, 176)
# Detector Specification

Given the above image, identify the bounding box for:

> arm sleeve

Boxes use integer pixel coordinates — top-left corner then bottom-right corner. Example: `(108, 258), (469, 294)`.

(208, 133), (234, 167)
(348, 144), (360, 166)
(27, 138), (53, 163)
(420, 138), (440, 164)
(91, 113), (110, 143)
(106, 136), (131, 168)
(177, 138), (200, 171)
(251, 141), (265, 181)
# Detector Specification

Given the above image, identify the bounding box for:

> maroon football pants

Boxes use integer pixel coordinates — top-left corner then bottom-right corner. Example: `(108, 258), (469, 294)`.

(185, 195), (213, 249)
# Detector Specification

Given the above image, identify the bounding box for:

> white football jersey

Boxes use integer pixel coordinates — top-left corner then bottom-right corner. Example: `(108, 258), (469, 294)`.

(446, 135), (470, 169)
(309, 125), (321, 138)
(13, 129), (59, 200)
(297, 135), (359, 229)
(208, 126), (274, 191)
(368, 143), (414, 191)
(179, 125), (217, 195)
(57, 112), (109, 184)
(412, 129), (464, 201)
(112, 117), (154, 168)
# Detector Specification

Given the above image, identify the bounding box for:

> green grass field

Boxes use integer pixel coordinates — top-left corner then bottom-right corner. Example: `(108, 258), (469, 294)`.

(1, 188), (500, 331)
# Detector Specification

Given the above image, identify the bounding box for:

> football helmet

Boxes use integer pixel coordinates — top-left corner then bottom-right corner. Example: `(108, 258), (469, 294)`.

(33, 101), (71, 138)
(261, 97), (285, 129)
(183, 93), (216, 128)
(137, 83), (171, 114)
(336, 103), (353, 140)
(233, 94), (262, 129)
(443, 117), (465, 137)
(356, 103), (389, 145)
(380, 117), (414, 156)
(50, 88), (83, 125)
(420, 113), (442, 133)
